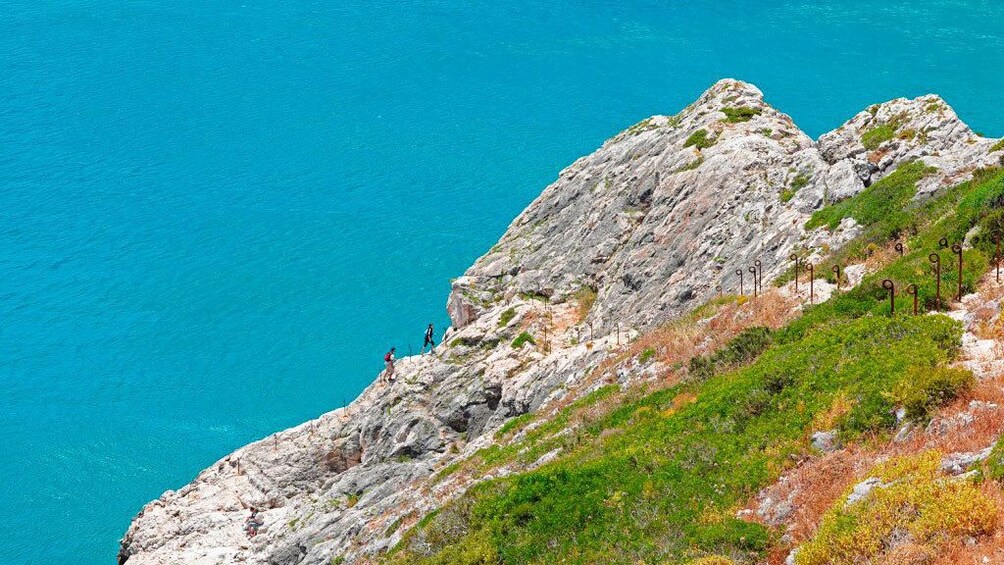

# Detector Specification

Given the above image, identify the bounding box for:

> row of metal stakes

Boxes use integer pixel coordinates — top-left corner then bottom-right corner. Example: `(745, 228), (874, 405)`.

(718, 234), (1002, 313)
(880, 235), (1002, 315)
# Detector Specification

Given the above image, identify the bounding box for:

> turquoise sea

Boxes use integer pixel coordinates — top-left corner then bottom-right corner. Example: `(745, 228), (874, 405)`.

(1, 1), (1002, 562)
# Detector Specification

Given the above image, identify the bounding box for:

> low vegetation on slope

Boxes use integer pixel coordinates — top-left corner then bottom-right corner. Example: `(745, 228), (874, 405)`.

(383, 165), (1004, 565)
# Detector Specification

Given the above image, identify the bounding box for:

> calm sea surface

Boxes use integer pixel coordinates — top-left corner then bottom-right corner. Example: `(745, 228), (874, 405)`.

(1, 1), (1002, 561)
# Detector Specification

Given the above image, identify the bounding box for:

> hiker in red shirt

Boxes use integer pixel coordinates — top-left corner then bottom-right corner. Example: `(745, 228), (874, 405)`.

(383, 347), (396, 382)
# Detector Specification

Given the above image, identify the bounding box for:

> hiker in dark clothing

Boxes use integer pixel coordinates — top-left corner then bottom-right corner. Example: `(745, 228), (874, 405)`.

(383, 347), (396, 382)
(421, 323), (435, 354)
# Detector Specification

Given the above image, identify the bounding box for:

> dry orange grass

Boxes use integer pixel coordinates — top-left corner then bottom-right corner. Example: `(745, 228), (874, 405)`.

(636, 291), (797, 367)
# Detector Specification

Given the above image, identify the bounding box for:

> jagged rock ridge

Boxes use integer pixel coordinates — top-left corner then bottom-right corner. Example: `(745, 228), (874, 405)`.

(119, 80), (1002, 565)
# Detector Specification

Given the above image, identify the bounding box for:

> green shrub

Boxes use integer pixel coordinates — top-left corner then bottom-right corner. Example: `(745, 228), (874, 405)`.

(796, 451), (997, 565)
(721, 106), (761, 123)
(861, 124), (896, 150)
(673, 156), (704, 173)
(781, 174), (809, 203)
(639, 348), (656, 363)
(790, 174), (810, 191)
(511, 332), (536, 349)
(990, 138), (1004, 153)
(985, 436), (1004, 481)
(689, 326), (774, 380)
(497, 308), (516, 328)
(624, 117), (659, 136)
(806, 160), (932, 231)
(892, 366), (974, 421)
(684, 129), (715, 149)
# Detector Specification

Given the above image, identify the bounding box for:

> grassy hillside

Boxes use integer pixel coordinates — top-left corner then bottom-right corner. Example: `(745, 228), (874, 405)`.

(382, 164), (1004, 565)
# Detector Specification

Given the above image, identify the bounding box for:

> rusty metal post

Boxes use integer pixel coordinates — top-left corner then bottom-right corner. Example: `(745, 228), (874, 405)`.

(617, 323), (621, 345)
(589, 321), (593, 341)
(736, 268), (744, 296)
(832, 264), (841, 292)
(952, 244), (964, 302)
(939, 237), (949, 250)
(929, 253), (942, 310)
(895, 242), (904, 256)
(882, 279), (895, 316)
(789, 253), (800, 293)
(749, 266), (758, 298)
(807, 263), (815, 303)
(905, 284), (919, 315)
(754, 259), (763, 294)
(716, 284), (722, 296)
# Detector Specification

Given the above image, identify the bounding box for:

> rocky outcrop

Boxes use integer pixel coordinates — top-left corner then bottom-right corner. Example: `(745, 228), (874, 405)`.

(120, 80), (1001, 565)
(448, 81), (1000, 334)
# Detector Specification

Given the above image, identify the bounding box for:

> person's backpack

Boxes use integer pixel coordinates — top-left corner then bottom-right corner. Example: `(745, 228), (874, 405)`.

(384, 351), (393, 363)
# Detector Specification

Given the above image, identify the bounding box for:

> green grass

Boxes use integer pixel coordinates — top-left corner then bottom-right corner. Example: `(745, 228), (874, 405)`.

(861, 124), (896, 150)
(991, 138), (1004, 153)
(684, 129), (715, 149)
(806, 160), (933, 231)
(985, 436), (1004, 481)
(721, 106), (761, 123)
(389, 315), (962, 564)
(639, 348), (656, 363)
(781, 174), (810, 203)
(498, 307), (516, 328)
(624, 117), (659, 136)
(511, 331), (536, 349)
(495, 412), (535, 439)
(673, 156), (704, 173)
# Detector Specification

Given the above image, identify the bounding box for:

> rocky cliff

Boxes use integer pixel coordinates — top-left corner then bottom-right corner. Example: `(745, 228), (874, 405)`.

(119, 80), (1003, 565)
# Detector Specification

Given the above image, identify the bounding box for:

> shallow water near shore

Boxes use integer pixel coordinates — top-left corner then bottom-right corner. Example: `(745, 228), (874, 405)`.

(1, 1), (1003, 561)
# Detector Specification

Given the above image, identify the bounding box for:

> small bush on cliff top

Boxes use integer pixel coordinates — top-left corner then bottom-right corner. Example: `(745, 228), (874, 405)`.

(510, 331), (535, 349)
(721, 106), (761, 123)
(684, 128), (715, 149)
(861, 123), (896, 150)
